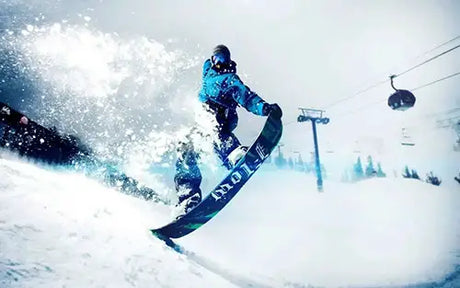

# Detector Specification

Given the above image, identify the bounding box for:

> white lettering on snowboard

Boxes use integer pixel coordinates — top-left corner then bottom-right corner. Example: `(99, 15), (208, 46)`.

(255, 143), (268, 160)
(210, 162), (259, 201)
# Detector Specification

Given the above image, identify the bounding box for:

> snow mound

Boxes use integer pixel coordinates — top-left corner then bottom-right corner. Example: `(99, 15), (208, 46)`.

(1, 156), (459, 287)
(0, 157), (237, 288)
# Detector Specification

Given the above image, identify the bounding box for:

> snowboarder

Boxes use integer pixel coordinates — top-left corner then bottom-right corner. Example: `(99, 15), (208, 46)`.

(174, 44), (282, 215)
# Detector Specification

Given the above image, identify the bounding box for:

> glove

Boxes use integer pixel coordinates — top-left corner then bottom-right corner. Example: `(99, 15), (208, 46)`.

(262, 103), (282, 118)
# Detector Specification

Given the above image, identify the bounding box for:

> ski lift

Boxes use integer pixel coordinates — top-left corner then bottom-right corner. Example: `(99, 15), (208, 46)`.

(388, 75), (416, 111)
(401, 127), (415, 146)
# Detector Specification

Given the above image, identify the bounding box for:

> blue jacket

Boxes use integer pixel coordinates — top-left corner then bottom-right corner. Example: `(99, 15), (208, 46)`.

(198, 59), (266, 132)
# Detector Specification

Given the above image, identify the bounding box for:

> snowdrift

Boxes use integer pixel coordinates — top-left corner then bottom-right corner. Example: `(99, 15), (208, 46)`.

(1, 155), (459, 287)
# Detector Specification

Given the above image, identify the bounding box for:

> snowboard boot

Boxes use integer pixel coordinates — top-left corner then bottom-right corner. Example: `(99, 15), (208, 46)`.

(174, 189), (202, 219)
(226, 145), (248, 169)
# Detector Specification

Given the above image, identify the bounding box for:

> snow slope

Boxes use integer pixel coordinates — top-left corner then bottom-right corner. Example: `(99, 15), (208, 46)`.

(1, 153), (459, 287)
(0, 2), (459, 287)
(0, 155), (238, 288)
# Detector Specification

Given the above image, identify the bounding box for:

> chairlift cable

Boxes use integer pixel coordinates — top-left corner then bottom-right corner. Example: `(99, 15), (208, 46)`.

(333, 70), (460, 120)
(321, 39), (460, 110)
(288, 70), (460, 127)
(394, 44), (460, 78)
(418, 35), (460, 57)
(411, 71), (460, 91)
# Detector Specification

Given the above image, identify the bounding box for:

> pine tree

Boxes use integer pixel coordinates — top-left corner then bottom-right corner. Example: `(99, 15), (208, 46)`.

(454, 172), (460, 184)
(274, 151), (287, 169)
(411, 169), (420, 180)
(353, 157), (364, 181)
(296, 154), (305, 172)
(365, 155), (376, 177)
(288, 157), (294, 170)
(402, 165), (411, 178)
(320, 164), (327, 179)
(426, 171), (441, 186)
(376, 162), (386, 177)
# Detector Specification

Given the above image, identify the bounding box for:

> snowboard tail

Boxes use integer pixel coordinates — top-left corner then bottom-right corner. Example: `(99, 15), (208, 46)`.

(0, 102), (161, 202)
(151, 111), (282, 239)
(0, 102), (90, 164)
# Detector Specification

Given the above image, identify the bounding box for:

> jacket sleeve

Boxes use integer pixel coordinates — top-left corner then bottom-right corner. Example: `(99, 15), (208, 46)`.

(228, 75), (266, 116)
(198, 59), (213, 103)
(202, 59), (212, 79)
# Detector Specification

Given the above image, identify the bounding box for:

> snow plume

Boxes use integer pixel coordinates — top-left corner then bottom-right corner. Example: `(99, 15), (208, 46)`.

(3, 22), (220, 173)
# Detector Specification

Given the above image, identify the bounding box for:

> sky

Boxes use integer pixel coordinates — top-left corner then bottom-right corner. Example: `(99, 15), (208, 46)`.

(59, 1), (460, 109)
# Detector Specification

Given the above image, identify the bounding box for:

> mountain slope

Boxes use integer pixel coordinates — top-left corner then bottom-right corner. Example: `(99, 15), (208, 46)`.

(0, 155), (238, 288)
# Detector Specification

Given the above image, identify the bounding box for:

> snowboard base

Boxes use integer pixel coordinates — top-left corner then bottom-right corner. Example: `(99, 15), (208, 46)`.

(151, 111), (282, 239)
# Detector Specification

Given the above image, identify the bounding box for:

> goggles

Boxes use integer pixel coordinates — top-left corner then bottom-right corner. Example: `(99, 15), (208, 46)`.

(211, 54), (229, 66)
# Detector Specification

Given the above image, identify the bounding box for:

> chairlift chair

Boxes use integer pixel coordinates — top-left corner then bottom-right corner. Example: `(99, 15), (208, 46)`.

(388, 75), (416, 111)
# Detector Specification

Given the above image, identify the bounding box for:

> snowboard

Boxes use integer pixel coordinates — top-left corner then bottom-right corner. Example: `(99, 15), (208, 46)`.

(0, 102), (41, 130)
(0, 102), (161, 201)
(0, 102), (87, 163)
(151, 111), (282, 240)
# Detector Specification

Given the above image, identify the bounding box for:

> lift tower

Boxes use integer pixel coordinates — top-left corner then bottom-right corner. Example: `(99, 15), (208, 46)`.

(297, 108), (330, 192)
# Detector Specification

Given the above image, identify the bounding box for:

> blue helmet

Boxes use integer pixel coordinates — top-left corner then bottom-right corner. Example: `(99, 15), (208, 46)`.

(212, 44), (231, 65)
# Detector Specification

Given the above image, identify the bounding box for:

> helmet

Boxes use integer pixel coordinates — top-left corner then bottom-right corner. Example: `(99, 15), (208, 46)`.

(212, 44), (231, 65)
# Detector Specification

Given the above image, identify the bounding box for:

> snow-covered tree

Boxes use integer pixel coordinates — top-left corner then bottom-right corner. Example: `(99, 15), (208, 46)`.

(455, 172), (460, 184)
(321, 163), (327, 179)
(402, 166), (411, 178)
(352, 157), (364, 181)
(295, 154), (305, 172)
(274, 151), (287, 169)
(425, 171), (441, 186)
(365, 155), (376, 177)
(375, 162), (386, 177)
